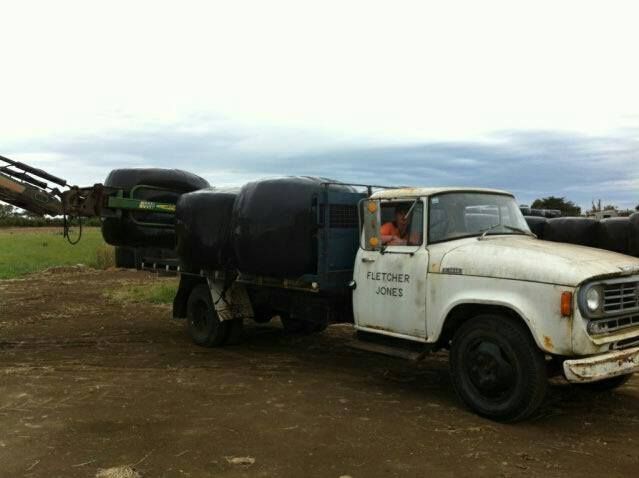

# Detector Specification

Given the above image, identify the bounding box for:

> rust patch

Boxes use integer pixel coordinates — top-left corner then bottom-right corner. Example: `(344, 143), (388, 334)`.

(543, 335), (554, 350)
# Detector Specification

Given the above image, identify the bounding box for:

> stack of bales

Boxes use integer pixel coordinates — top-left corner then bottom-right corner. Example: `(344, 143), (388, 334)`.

(524, 213), (639, 257)
(175, 177), (355, 278)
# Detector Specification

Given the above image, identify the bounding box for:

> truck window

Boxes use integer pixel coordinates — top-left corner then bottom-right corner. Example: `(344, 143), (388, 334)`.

(380, 201), (423, 245)
(428, 192), (530, 243)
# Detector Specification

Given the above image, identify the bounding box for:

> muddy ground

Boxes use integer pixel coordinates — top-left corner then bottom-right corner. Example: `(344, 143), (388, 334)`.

(1, 269), (638, 477)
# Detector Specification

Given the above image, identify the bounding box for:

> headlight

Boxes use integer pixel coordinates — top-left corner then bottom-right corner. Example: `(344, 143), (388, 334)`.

(586, 287), (602, 312)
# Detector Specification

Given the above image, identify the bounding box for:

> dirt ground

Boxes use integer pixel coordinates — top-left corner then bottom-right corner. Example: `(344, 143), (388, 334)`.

(1, 269), (638, 478)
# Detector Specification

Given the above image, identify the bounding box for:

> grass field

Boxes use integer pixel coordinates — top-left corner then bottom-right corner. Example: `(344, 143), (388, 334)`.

(0, 227), (115, 279)
(104, 277), (179, 304)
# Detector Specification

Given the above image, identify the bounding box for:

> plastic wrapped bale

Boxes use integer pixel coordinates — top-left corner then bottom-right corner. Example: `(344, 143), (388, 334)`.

(232, 177), (355, 278)
(101, 168), (209, 249)
(629, 213), (639, 257)
(597, 217), (631, 254)
(544, 217), (599, 247)
(176, 188), (238, 272)
(524, 216), (547, 239)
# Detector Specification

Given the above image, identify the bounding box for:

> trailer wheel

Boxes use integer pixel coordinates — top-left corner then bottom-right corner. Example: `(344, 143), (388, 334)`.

(574, 373), (633, 392)
(450, 314), (547, 422)
(186, 284), (228, 347)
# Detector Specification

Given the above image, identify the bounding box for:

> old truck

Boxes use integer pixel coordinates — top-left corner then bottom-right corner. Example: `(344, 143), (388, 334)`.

(2, 156), (638, 422)
(172, 184), (639, 422)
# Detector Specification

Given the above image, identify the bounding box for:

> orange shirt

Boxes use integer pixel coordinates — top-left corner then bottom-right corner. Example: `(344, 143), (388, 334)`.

(380, 222), (400, 237)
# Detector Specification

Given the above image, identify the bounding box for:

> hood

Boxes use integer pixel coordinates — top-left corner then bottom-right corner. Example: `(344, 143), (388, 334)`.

(439, 236), (639, 286)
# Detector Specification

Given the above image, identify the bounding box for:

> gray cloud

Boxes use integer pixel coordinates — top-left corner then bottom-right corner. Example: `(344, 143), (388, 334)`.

(4, 127), (638, 211)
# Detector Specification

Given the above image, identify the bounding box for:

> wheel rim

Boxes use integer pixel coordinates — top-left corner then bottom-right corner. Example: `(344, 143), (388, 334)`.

(464, 337), (516, 401)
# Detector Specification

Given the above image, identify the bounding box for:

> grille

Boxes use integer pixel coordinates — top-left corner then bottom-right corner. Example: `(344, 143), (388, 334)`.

(588, 313), (639, 335)
(329, 204), (358, 228)
(603, 281), (639, 314)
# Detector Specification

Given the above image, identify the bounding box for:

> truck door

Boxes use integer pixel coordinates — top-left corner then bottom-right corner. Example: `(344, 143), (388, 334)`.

(353, 199), (428, 340)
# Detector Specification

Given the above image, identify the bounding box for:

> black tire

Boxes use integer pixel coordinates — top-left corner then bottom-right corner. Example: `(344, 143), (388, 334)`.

(450, 315), (547, 422)
(186, 284), (229, 347)
(575, 373), (633, 392)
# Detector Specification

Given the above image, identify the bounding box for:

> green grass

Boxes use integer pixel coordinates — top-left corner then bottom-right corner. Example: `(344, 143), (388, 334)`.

(105, 278), (179, 304)
(0, 227), (115, 279)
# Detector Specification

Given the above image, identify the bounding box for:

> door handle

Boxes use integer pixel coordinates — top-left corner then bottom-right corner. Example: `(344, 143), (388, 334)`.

(361, 257), (376, 263)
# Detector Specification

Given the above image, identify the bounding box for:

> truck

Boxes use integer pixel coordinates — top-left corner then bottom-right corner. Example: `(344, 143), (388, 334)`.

(172, 185), (639, 422)
(2, 155), (639, 422)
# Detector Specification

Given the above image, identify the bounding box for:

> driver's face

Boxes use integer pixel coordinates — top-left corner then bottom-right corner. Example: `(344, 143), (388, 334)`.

(396, 210), (409, 230)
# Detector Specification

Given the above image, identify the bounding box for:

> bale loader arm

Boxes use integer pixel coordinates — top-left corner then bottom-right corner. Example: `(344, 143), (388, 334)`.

(0, 154), (176, 243)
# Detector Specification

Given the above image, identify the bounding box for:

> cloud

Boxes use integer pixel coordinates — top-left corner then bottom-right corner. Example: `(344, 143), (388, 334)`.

(4, 125), (638, 211)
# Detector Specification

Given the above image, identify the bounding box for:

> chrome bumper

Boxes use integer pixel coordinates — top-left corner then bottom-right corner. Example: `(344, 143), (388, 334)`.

(563, 346), (639, 383)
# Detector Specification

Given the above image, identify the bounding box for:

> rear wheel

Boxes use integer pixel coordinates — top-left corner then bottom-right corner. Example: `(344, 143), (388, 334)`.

(450, 314), (547, 422)
(186, 284), (228, 347)
(575, 373), (633, 391)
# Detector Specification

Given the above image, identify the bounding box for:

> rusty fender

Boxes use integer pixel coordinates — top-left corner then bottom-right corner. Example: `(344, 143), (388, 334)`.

(563, 346), (639, 383)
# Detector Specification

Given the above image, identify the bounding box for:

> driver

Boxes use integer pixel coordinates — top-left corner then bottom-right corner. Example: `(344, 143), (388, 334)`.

(380, 204), (412, 245)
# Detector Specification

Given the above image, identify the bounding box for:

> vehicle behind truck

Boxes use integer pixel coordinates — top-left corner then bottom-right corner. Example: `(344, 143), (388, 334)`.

(172, 180), (639, 422)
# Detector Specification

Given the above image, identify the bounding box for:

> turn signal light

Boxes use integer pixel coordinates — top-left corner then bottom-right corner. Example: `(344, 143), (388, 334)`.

(561, 291), (573, 317)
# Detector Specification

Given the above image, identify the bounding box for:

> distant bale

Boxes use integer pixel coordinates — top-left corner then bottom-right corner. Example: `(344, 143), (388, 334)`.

(629, 213), (639, 257)
(597, 217), (631, 255)
(524, 216), (547, 239)
(544, 217), (599, 247)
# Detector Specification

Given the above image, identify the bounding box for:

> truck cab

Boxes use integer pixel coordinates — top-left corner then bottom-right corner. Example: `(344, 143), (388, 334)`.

(353, 187), (639, 421)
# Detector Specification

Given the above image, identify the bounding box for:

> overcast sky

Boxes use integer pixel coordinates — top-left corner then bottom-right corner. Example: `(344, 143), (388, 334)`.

(1, 0), (638, 210)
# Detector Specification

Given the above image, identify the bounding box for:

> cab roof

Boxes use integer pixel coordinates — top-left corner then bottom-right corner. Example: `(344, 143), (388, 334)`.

(370, 187), (514, 199)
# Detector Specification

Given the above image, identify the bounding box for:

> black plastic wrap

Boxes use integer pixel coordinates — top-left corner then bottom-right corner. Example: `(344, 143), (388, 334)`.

(101, 168), (209, 248)
(232, 177), (354, 278)
(629, 213), (639, 257)
(176, 188), (239, 271)
(544, 217), (599, 247)
(597, 217), (631, 254)
(524, 216), (547, 239)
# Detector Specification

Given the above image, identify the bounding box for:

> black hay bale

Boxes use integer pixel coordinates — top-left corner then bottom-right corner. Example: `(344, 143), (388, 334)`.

(597, 217), (631, 255)
(101, 168), (209, 249)
(524, 216), (547, 239)
(175, 188), (239, 272)
(232, 177), (355, 278)
(544, 217), (599, 247)
(629, 213), (639, 257)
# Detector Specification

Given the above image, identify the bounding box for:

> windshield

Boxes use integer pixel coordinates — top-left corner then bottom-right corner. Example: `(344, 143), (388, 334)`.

(428, 192), (531, 243)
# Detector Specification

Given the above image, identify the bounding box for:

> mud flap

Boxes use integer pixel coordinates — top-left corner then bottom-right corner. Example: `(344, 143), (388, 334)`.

(207, 280), (254, 322)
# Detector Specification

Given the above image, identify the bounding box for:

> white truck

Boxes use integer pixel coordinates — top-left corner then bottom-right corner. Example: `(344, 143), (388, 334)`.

(174, 186), (639, 422)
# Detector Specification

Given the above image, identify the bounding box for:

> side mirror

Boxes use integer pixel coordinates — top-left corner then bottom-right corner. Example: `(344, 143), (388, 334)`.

(361, 199), (382, 251)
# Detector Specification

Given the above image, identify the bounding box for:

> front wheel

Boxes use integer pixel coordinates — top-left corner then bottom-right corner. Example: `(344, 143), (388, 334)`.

(450, 315), (547, 422)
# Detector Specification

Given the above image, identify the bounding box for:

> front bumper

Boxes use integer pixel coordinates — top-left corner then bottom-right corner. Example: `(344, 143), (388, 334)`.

(563, 346), (639, 383)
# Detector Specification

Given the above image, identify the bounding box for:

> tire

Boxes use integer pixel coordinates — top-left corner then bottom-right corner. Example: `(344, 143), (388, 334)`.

(575, 373), (633, 392)
(186, 284), (229, 347)
(450, 314), (547, 422)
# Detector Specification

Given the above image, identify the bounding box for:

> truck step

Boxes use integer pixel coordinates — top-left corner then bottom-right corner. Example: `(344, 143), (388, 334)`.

(347, 340), (426, 361)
